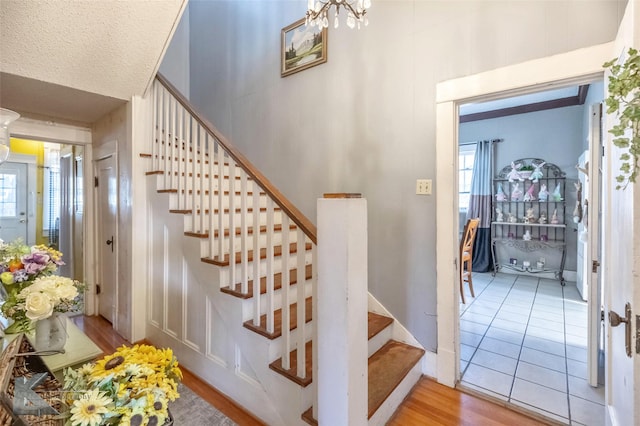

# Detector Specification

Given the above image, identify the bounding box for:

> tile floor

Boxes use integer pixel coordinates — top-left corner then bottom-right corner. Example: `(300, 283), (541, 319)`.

(459, 272), (605, 425)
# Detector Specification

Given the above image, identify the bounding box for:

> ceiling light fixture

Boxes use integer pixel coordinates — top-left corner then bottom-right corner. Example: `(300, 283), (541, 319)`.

(0, 108), (20, 164)
(306, 0), (371, 29)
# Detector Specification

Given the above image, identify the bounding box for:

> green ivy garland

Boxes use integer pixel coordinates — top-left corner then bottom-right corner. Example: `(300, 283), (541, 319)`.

(603, 47), (640, 189)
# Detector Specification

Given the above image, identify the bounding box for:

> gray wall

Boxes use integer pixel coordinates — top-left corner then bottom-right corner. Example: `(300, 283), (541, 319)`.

(159, 6), (190, 97)
(168, 0), (624, 352)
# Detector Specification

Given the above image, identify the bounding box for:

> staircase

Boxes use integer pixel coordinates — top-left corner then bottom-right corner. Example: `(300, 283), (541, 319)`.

(141, 74), (425, 425)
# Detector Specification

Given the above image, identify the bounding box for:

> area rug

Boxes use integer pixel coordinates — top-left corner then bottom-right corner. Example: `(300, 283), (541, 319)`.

(170, 384), (238, 425)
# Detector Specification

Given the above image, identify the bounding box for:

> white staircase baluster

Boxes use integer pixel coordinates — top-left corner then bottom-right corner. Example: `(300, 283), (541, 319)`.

(183, 111), (191, 212)
(152, 82), (158, 172)
(297, 228), (306, 378)
(199, 128), (206, 234)
(190, 118), (197, 229)
(228, 162), (236, 290)
(266, 197), (275, 333)
(217, 148), (225, 261)
(240, 170), (249, 294)
(281, 215), (291, 370)
(208, 140), (216, 258)
(252, 185), (261, 325)
(163, 87), (170, 189)
(311, 244), (318, 420)
(169, 96), (176, 191)
(177, 104), (184, 210)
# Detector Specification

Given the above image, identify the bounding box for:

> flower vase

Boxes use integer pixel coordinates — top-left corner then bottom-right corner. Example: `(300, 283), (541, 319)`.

(34, 312), (67, 352)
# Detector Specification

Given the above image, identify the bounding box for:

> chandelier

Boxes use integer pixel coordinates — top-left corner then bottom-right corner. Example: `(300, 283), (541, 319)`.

(0, 108), (20, 164)
(306, 0), (371, 29)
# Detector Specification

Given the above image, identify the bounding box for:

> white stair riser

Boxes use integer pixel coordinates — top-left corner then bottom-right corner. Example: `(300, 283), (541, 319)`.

(368, 326), (393, 358)
(190, 228), (302, 254)
(180, 210), (285, 230)
(169, 193), (268, 211)
(155, 173), (261, 192)
(218, 252), (313, 283)
(238, 279), (315, 323)
(265, 323), (315, 362)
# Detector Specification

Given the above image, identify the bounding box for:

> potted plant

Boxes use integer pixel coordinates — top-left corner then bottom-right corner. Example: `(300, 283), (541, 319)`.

(603, 47), (640, 189)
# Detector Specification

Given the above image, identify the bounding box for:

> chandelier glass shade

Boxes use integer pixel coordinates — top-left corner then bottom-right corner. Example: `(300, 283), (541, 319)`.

(0, 108), (19, 164)
(306, 0), (371, 29)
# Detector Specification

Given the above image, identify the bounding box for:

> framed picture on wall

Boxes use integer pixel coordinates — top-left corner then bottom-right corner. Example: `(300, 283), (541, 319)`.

(281, 18), (328, 77)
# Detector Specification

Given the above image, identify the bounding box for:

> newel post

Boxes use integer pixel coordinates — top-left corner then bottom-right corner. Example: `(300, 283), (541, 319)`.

(317, 193), (368, 426)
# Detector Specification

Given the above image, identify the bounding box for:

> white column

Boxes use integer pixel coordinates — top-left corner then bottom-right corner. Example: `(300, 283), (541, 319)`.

(317, 194), (367, 426)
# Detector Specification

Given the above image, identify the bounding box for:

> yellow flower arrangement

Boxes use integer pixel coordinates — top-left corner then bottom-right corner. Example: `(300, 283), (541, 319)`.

(63, 344), (182, 426)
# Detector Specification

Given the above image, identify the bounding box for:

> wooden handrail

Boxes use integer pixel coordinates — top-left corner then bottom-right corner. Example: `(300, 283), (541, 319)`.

(156, 73), (317, 244)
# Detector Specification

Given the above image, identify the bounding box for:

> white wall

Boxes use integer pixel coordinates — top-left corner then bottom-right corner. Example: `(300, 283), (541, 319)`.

(171, 0), (625, 351)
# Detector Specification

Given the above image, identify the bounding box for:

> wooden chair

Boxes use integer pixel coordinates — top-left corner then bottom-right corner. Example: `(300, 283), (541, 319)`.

(460, 218), (480, 304)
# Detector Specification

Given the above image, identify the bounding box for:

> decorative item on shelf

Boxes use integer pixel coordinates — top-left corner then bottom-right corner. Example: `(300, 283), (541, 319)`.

(510, 258), (518, 266)
(573, 181), (583, 223)
(523, 208), (535, 224)
(540, 234), (548, 241)
(508, 232), (515, 239)
(523, 230), (532, 241)
(0, 108), (20, 164)
(522, 260), (531, 269)
(551, 183), (563, 201)
(530, 161), (546, 182)
(63, 344), (182, 426)
(508, 213), (518, 223)
(306, 0), (370, 29)
(550, 208), (559, 224)
(537, 257), (546, 269)
(523, 183), (536, 202)
(495, 182), (508, 201)
(538, 211), (547, 224)
(538, 183), (549, 201)
(496, 207), (504, 222)
(34, 311), (67, 352)
(0, 238), (84, 336)
(511, 182), (523, 201)
(518, 164), (534, 180)
(507, 162), (525, 182)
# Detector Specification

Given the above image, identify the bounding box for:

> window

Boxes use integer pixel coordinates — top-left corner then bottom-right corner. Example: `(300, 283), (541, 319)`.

(0, 172), (18, 217)
(459, 144), (476, 210)
(42, 144), (60, 241)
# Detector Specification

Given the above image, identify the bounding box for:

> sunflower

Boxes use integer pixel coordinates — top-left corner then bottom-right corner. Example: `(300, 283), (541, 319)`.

(69, 388), (112, 426)
(90, 353), (128, 381)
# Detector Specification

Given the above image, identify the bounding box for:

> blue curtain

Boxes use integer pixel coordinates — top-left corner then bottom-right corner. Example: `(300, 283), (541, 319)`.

(466, 140), (494, 272)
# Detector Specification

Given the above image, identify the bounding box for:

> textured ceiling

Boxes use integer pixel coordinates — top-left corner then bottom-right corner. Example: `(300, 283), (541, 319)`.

(0, 0), (186, 124)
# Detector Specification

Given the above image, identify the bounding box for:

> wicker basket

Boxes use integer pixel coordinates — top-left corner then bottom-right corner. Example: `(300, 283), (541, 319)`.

(0, 334), (64, 426)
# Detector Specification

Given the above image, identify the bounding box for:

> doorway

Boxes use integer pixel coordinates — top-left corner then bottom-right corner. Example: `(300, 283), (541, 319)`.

(454, 84), (605, 423)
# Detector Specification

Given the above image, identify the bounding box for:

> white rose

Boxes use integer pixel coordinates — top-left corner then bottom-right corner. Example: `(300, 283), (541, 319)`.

(56, 281), (78, 300)
(24, 292), (54, 320)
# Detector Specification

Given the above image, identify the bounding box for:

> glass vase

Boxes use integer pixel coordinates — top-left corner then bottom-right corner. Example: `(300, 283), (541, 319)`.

(34, 312), (67, 352)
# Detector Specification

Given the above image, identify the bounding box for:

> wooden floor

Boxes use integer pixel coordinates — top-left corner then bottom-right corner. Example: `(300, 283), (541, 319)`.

(73, 315), (548, 426)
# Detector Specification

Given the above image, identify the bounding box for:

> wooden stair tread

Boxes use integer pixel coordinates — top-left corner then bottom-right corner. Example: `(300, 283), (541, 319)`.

(201, 242), (312, 267)
(271, 312), (394, 389)
(244, 297), (313, 340)
(368, 312), (394, 339)
(368, 340), (424, 419)
(269, 340), (313, 387)
(222, 264), (312, 299)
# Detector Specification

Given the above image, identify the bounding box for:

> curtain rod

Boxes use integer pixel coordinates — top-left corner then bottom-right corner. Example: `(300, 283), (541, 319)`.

(459, 138), (503, 146)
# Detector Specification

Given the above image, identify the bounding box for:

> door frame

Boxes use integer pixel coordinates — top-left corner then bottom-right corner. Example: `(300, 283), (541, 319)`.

(93, 141), (119, 329)
(8, 118), (96, 315)
(435, 42), (614, 387)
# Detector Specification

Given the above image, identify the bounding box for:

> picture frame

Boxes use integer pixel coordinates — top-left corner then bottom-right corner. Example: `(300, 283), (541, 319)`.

(281, 18), (328, 77)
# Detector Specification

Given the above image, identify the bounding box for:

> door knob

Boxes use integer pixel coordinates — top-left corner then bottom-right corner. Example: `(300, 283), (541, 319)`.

(106, 236), (114, 253)
(609, 302), (632, 357)
(19, 219), (26, 223)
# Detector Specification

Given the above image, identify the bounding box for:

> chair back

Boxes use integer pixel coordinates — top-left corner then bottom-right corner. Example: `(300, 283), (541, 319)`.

(461, 218), (480, 255)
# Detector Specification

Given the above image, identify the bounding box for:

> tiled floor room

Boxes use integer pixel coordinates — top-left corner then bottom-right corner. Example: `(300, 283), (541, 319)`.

(459, 272), (605, 425)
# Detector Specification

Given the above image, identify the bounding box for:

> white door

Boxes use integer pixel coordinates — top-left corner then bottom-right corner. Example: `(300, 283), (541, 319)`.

(586, 104), (603, 387)
(96, 155), (118, 324)
(603, 2), (640, 423)
(0, 162), (28, 242)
